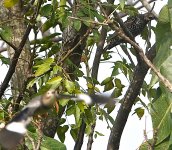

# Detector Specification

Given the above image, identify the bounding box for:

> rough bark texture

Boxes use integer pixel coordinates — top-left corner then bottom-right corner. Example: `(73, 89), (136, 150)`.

(42, 0), (88, 141)
(107, 45), (156, 150)
(0, 2), (31, 101)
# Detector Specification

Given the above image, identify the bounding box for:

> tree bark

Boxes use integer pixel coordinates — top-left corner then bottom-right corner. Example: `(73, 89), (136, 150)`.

(0, 2), (31, 101)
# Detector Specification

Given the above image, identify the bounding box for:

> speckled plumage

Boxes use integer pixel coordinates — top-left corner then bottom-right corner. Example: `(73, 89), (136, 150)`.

(104, 13), (155, 50)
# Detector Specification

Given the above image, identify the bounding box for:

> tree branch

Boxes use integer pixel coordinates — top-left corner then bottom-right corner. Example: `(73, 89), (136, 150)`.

(0, 25), (32, 98)
(0, 35), (18, 51)
(74, 120), (86, 150)
(0, 47), (7, 53)
(87, 123), (96, 150)
(107, 44), (156, 149)
(0, 0), (43, 98)
(140, 0), (158, 18)
(91, 0), (115, 80)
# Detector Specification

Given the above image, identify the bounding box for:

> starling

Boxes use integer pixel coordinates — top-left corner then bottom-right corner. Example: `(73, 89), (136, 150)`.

(104, 12), (155, 51)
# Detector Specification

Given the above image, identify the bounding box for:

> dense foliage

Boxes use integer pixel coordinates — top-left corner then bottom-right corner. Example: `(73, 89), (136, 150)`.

(0, 0), (172, 149)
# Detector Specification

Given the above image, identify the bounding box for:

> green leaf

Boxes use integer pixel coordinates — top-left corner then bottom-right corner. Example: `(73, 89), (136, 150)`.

(115, 78), (124, 89)
(0, 110), (4, 120)
(34, 58), (54, 77)
(119, 0), (126, 10)
(133, 107), (144, 119)
(42, 12), (56, 32)
(158, 6), (170, 23)
(168, 3), (172, 31)
(0, 54), (10, 65)
(59, 98), (69, 106)
(104, 80), (114, 92)
(53, 65), (62, 74)
(93, 11), (104, 22)
(74, 20), (81, 31)
(64, 80), (75, 93)
(101, 77), (114, 85)
(150, 10), (172, 87)
(85, 124), (91, 135)
(150, 92), (172, 144)
(3, 0), (18, 8)
(87, 82), (93, 89)
(74, 105), (80, 125)
(95, 131), (104, 136)
(40, 4), (53, 17)
(139, 138), (169, 150)
(104, 102), (116, 114)
(26, 131), (66, 150)
(59, 0), (66, 14)
(27, 78), (38, 89)
(56, 125), (69, 143)
(0, 27), (12, 42)
(66, 105), (75, 116)
(47, 76), (62, 89)
(70, 128), (78, 141)
(77, 101), (85, 112)
(41, 136), (66, 150)
(85, 109), (94, 124)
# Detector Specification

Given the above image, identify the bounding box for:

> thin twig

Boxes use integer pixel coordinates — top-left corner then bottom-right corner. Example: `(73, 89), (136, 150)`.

(140, 0), (158, 18)
(0, 47), (7, 53)
(59, 28), (91, 63)
(68, 16), (108, 26)
(0, 35), (18, 51)
(26, 133), (36, 150)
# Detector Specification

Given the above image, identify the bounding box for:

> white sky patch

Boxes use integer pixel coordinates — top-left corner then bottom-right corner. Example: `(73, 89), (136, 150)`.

(170, 45), (172, 50)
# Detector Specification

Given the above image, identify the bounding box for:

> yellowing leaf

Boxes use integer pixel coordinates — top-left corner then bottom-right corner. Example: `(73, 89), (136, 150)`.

(47, 76), (62, 88)
(34, 58), (54, 76)
(3, 0), (18, 8)
(87, 82), (93, 89)
(64, 80), (75, 93)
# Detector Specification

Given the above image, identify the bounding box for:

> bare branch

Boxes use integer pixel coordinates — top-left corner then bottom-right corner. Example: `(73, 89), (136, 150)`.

(0, 35), (18, 51)
(107, 44), (156, 149)
(0, 47), (7, 53)
(59, 28), (91, 64)
(91, 0), (115, 80)
(0, 25), (32, 98)
(87, 123), (96, 150)
(74, 120), (86, 150)
(140, 0), (158, 18)
(119, 0), (158, 18)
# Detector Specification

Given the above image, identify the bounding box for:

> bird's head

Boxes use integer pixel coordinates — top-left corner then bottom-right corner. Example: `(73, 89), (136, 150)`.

(41, 90), (57, 107)
(144, 12), (156, 21)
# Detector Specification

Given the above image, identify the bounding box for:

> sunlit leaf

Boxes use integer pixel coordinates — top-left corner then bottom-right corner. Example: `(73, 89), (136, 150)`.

(0, 27), (12, 42)
(3, 0), (18, 8)
(34, 58), (54, 77)
(64, 79), (75, 93)
(133, 107), (144, 119)
(74, 20), (81, 31)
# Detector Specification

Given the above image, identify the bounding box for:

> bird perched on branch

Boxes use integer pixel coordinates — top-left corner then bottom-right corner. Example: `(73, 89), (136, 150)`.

(104, 12), (156, 51)
(0, 90), (115, 149)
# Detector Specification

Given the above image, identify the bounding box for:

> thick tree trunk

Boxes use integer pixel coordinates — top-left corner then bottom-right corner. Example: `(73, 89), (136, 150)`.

(0, 2), (31, 101)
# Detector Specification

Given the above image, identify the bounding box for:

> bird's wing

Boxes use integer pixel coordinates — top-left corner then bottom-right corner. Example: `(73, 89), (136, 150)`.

(0, 90), (116, 149)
